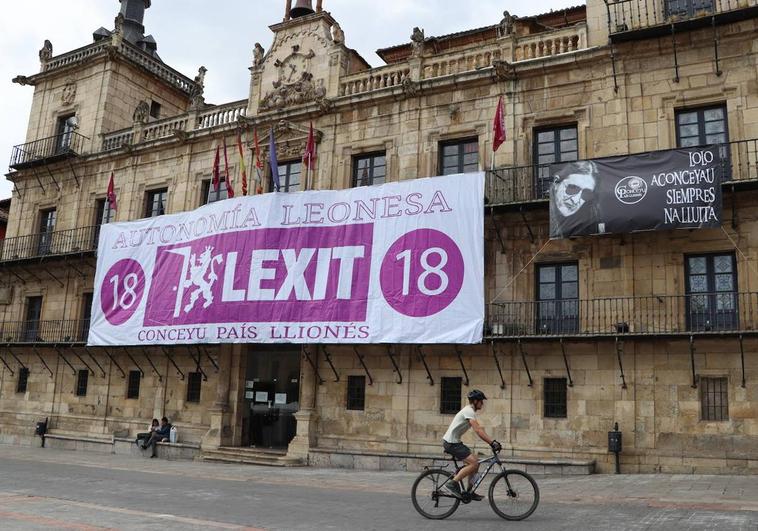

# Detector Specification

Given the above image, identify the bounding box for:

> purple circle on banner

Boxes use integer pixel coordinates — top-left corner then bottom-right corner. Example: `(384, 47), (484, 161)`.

(380, 229), (464, 318)
(100, 259), (146, 326)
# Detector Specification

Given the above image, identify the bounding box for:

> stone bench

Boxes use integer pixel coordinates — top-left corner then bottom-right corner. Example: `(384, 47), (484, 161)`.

(41, 431), (200, 461)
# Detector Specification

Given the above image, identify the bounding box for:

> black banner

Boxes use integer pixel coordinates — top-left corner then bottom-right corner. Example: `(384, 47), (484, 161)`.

(549, 146), (722, 239)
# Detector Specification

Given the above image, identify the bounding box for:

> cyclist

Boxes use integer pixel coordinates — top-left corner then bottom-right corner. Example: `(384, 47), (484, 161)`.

(442, 389), (501, 500)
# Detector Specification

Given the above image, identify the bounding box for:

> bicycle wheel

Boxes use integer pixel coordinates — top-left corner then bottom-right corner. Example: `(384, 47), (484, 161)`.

(488, 470), (539, 521)
(411, 468), (460, 520)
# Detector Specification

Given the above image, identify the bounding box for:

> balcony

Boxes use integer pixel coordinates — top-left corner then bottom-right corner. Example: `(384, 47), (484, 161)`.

(0, 225), (99, 265)
(486, 292), (758, 339)
(486, 138), (758, 208)
(605, 0), (758, 42)
(0, 320), (89, 345)
(9, 131), (87, 171)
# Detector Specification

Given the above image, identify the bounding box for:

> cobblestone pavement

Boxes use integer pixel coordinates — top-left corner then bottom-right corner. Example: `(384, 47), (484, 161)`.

(0, 445), (756, 530)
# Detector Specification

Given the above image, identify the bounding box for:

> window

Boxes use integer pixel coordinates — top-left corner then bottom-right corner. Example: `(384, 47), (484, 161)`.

(23, 296), (43, 342)
(534, 125), (578, 198)
(536, 262), (579, 334)
(439, 139), (479, 176)
(38, 208), (57, 255)
(201, 179), (228, 205)
(544, 378), (567, 418)
(440, 377), (462, 414)
(665, 0), (713, 19)
(79, 293), (93, 342)
(686, 253), (738, 331)
(273, 161), (301, 193)
(145, 188), (168, 218)
(700, 377), (728, 421)
(150, 101), (162, 120)
(187, 372), (202, 403)
(56, 114), (77, 153)
(676, 105), (728, 147)
(127, 370), (141, 399)
(352, 153), (386, 187)
(96, 199), (115, 226)
(17, 368), (29, 394)
(76, 369), (89, 397)
(346, 375), (366, 410)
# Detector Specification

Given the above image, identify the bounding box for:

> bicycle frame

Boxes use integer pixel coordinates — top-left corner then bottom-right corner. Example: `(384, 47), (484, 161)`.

(435, 449), (505, 497)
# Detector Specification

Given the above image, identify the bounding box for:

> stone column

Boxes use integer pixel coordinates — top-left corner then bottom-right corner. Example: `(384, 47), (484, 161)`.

(201, 345), (234, 450)
(287, 346), (319, 460)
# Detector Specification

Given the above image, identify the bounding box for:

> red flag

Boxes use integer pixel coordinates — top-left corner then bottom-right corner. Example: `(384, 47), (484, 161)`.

(493, 95), (506, 152)
(223, 138), (234, 199)
(303, 122), (316, 170)
(106, 172), (118, 212)
(237, 133), (248, 196)
(212, 145), (221, 192)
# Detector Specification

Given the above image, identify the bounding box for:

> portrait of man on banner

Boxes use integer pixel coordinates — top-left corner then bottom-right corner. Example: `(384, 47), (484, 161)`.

(549, 160), (605, 239)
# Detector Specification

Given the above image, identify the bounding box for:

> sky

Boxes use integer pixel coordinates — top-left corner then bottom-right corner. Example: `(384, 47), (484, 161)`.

(0, 0), (580, 200)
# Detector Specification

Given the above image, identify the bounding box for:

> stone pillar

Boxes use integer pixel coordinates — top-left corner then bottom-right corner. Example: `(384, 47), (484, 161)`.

(201, 346), (234, 450)
(287, 346), (319, 460)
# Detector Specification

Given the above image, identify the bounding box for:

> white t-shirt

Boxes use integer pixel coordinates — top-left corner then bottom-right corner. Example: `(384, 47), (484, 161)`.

(443, 405), (477, 444)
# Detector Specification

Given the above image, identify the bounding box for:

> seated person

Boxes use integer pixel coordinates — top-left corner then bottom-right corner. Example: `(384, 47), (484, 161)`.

(136, 418), (159, 447)
(141, 416), (171, 458)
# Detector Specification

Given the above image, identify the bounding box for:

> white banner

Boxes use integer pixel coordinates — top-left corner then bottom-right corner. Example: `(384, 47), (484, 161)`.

(88, 173), (484, 345)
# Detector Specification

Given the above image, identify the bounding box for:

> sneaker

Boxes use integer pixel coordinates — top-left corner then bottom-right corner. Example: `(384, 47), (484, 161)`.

(443, 481), (462, 499)
(469, 492), (484, 502)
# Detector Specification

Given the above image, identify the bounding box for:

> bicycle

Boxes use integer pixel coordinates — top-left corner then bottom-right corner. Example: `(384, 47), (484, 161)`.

(411, 447), (540, 521)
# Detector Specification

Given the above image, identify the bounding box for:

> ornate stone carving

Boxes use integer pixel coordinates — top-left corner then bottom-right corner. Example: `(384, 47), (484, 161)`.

(410, 27), (425, 57)
(114, 13), (125, 35)
(133, 100), (150, 124)
(260, 72), (327, 111)
(61, 79), (77, 105)
(493, 60), (517, 81)
(12, 75), (31, 86)
(331, 22), (344, 45)
(401, 75), (420, 98)
(498, 11), (517, 37)
(253, 43), (265, 68)
(194, 66), (207, 87)
(39, 40), (53, 66)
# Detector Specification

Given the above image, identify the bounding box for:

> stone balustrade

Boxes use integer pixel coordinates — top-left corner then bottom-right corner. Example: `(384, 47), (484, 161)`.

(339, 66), (411, 96)
(142, 116), (190, 142)
(513, 25), (587, 61)
(102, 129), (135, 152)
(116, 41), (195, 94)
(42, 42), (110, 72)
(421, 45), (504, 80)
(195, 101), (247, 129)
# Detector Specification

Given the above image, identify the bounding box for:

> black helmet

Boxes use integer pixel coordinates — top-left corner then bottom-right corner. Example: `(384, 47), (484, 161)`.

(467, 389), (487, 401)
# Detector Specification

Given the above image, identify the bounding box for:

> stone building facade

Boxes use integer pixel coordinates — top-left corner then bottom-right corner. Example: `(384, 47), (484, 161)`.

(1, 0), (758, 473)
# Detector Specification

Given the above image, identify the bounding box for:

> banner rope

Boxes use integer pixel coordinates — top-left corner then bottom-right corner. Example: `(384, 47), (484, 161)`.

(491, 238), (552, 303)
(721, 226), (758, 279)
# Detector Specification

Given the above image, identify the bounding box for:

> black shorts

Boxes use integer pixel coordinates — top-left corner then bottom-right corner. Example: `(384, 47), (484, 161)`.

(443, 441), (472, 460)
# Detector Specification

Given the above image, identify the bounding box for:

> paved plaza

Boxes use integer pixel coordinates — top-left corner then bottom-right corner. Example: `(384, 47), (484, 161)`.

(0, 446), (756, 530)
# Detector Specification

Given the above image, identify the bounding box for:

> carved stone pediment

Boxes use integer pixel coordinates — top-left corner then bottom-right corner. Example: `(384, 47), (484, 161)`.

(259, 120), (323, 162)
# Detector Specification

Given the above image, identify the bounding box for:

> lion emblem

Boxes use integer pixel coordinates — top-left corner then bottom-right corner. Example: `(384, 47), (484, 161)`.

(182, 246), (223, 313)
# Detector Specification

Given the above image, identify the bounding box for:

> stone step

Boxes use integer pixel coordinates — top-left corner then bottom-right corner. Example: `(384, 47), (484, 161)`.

(201, 449), (303, 467)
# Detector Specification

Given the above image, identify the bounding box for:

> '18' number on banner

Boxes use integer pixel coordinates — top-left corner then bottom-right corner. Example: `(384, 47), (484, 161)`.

(380, 229), (464, 317)
(100, 259), (146, 326)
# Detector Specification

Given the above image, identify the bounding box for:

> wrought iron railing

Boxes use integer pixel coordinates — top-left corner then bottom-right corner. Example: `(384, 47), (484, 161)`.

(0, 319), (90, 345)
(486, 292), (758, 338)
(605, 0), (758, 35)
(9, 131), (87, 170)
(486, 138), (758, 206)
(0, 225), (99, 263)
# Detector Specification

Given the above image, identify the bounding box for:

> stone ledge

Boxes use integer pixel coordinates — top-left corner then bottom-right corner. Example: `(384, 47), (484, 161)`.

(309, 447), (595, 474)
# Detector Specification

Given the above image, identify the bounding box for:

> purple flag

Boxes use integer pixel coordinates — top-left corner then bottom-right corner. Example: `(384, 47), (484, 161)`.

(269, 128), (280, 192)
